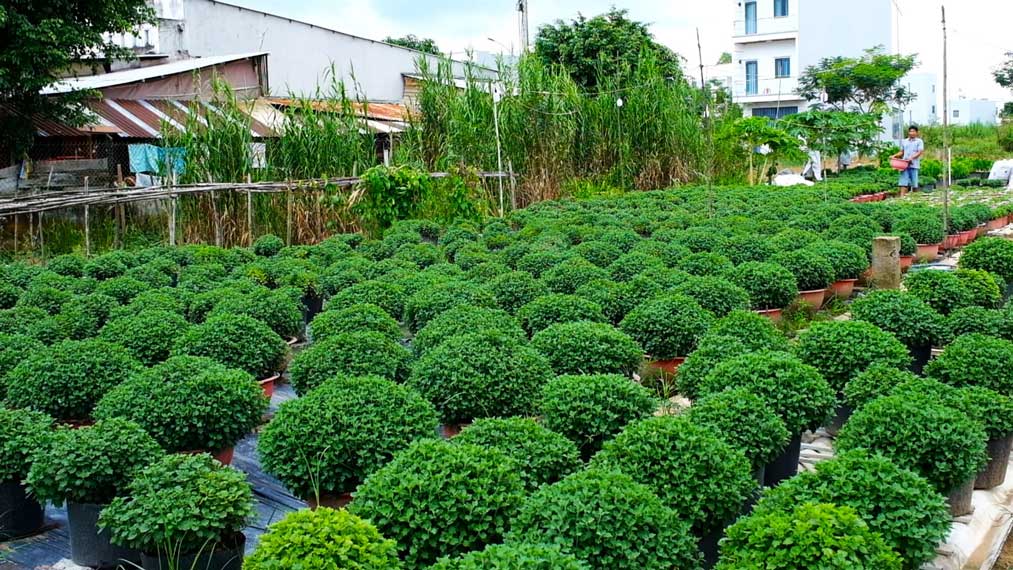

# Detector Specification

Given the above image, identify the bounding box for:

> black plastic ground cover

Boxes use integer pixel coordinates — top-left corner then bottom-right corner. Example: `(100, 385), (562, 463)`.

(1, 385), (303, 570)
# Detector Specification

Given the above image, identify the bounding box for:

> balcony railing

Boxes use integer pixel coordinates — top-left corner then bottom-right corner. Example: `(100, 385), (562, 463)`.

(732, 76), (800, 100)
(733, 16), (799, 38)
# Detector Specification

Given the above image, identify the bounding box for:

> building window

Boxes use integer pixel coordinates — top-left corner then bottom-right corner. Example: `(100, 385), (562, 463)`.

(932, 105), (936, 114)
(753, 106), (799, 119)
(953, 110), (960, 118)
(775, 58), (791, 78)
(745, 2), (757, 34)
(774, 0), (789, 17)
(746, 61), (758, 95)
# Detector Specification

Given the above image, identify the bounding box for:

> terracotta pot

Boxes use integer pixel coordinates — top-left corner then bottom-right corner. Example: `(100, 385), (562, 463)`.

(795, 288), (827, 307)
(988, 217), (1006, 230)
(899, 255), (915, 271)
(977, 225), (988, 238)
(959, 229), (977, 245)
(306, 492), (354, 510)
(943, 234), (961, 250)
(754, 308), (782, 322)
(916, 243), (940, 262)
(439, 423), (469, 438)
(649, 357), (686, 375)
(179, 447), (235, 466)
(259, 374), (280, 398)
(830, 279), (858, 299)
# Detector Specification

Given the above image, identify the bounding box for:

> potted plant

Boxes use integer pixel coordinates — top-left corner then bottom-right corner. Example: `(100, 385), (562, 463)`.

(945, 306), (1004, 341)
(288, 331), (412, 395)
(98, 310), (191, 367)
(259, 375), (437, 506)
(99, 454), (255, 570)
(671, 276), (751, 318)
(0, 408), (53, 540)
(403, 280), (497, 332)
(674, 335), (747, 400)
(516, 293), (607, 335)
(245, 508), (401, 570)
(619, 294), (714, 373)
(842, 364), (920, 411)
(836, 394), (988, 516)
(507, 469), (701, 570)
(688, 388), (791, 483)
(725, 261), (799, 320)
(531, 321), (643, 377)
(26, 419), (163, 568)
(896, 214), (945, 262)
(93, 356), (267, 464)
(326, 280), (407, 321)
(539, 374), (657, 460)
(753, 450), (950, 569)
(407, 330), (553, 435)
(208, 286), (305, 340)
(850, 290), (945, 373)
(347, 440), (525, 569)
(959, 237), (1013, 282)
(487, 271), (550, 314)
(605, 252), (666, 283)
(455, 417), (582, 491)
(903, 270), (972, 315)
(308, 303), (402, 343)
(700, 351), (835, 486)
(675, 252), (734, 277)
(716, 503), (902, 569)
(954, 268), (1004, 308)
(707, 309), (791, 352)
(252, 234), (285, 258)
(890, 232), (919, 271)
(411, 304), (526, 357)
(3, 339), (142, 424)
(772, 249), (835, 306)
(804, 240), (869, 299)
(174, 313), (290, 395)
(0, 334), (44, 397)
(430, 543), (586, 569)
(541, 257), (611, 292)
(957, 387), (1013, 489)
(924, 333), (1013, 396)
(591, 415), (756, 565)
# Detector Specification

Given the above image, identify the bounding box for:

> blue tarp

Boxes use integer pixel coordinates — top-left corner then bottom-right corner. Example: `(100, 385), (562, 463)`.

(127, 144), (185, 175)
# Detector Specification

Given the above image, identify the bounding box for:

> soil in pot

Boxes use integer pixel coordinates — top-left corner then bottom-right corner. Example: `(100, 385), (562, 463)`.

(975, 433), (1013, 490)
(825, 404), (853, 438)
(140, 532), (245, 570)
(0, 479), (45, 540)
(67, 502), (140, 569)
(763, 434), (802, 487)
(947, 479), (974, 517)
(306, 492), (353, 510)
(830, 279), (857, 299)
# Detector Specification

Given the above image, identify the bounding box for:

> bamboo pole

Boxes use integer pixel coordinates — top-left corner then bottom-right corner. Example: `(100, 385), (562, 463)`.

(246, 174), (254, 246)
(84, 205), (90, 256)
(286, 182), (294, 246)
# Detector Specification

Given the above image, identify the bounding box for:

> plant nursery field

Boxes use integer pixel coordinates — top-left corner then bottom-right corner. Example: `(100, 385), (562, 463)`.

(3, 180), (1013, 570)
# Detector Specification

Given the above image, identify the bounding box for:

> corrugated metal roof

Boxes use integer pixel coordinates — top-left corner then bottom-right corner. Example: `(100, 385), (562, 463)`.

(41, 52), (269, 95)
(266, 97), (410, 122)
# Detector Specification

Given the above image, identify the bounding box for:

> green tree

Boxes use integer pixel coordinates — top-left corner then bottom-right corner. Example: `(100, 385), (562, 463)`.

(717, 52), (732, 65)
(994, 52), (1013, 92)
(723, 117), (803, 185)
(384, 34), (441, 56)
(534, 8), (682, 89)
(0, 0), (153, 160)
(782, 110), (885, 174)
(797, 46), (917, 114)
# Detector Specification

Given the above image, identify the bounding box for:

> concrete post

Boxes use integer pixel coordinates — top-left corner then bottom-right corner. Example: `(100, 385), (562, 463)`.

(871, 236), (902, 290)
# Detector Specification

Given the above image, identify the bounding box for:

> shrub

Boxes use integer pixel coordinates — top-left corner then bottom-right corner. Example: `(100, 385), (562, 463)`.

(507, 469), (700, 570)
(531, 321), (642, 376)
(675, 335), (748, 400)
(836, 394), (988, 493)
(4, 339), (141, 421)
(430, 543), (586, 570)
(541, 258), (610, 293)
(516, 250), (570, 278)
(48, 254), (86, 277)
(403, 280), (496, 332)
(675, 252), (734, 277)
(26, 418), (162, 505)
(411, 305), (524, 357)
(924, 333), (1013, 395)
(0, 334), (44, 399)
(93, 356), (266, 453)
(348, 440), (525, 569)
(592, 415), (754, 534)
(0, 282), (20, 310)
(946, 306), (1004, 341)
(99, 454), (255, 555)
(16, 285), (70, 315)
(959, 386), (1013, 441)
(289, 331), (411, 394)
(253, 234), (285, 257)
(516, 294), (606, 335)
(327, 280), (407, 320)
(83, 254), (129, 280)
(309, 303), (401, 343)
(94, 276), (147, 305)
(688, 388), (790, 469)
(0, 408), (54, 483)
(772, 249), (836, 292)
(606, 252), (666, 282)
(959, 237), (1013, 281)
(753, 450), (949, 569)
(793, 320), (911, 393)
(851, 290), (943, 348)
(407, 330), (552, 424)
(954, 269), (1004, 309)
(174, 313), (289, 379)
(895, 214), (945, 245)
(573, 240), (623, 268)
(701, 351), (835, 435)
(672, 276), (751, 318)
(539, 374), (656, 457)
(208, 287), (305, 339)
(99, 310), (191, 366)
(456, 418), (581, 491)
(487, 271), (549, 314)
(708, 309), (790, 352)
(805, 240), (869, 281)
(575, 277), (660, 325)
(726, 261), (798, 309)
(903, 270), (972, 315)
(619, 294), (714, 359)
(723, 234), (775, 265)
(716, 503), (902, 570)
(259, 376), (437, 499)
(245, 508), (401, 570)
(110, 288), (186, 320)
(842, 364), (920, 409)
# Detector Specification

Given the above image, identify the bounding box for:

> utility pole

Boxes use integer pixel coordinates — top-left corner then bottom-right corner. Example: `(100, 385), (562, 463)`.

(942, 5), (950, 232)
(697, 27), (715, 217)
(517, 0), (529, 53)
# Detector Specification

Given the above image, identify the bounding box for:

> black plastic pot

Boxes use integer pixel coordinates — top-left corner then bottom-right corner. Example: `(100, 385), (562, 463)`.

(825, 404), (853, 437)
(763, 434), (802, 487)
(140, 533), (245, 570)
(947, 479), (974, 517)
(697, 529), (720, 569)
(975, 433), (1013, 490)
(908, 344), (933, 375)
(0, 479), (44, 540)
(301, 292), (324, 326)
(67, 502), (140, 568)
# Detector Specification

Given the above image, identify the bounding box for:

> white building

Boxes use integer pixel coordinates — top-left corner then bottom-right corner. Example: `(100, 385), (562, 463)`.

(900, 72), (938, 127)
(947, 99), (999, 126)
(728, 0), (894, 119)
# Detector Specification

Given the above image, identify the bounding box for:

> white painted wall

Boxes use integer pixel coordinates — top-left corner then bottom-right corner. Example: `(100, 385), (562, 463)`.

(733, 0), (799, 37)
(948, 99), (999, 125)
(731, 39), (800, 102)
(797, 0), (892, 71)
(901, 72), (938, 126)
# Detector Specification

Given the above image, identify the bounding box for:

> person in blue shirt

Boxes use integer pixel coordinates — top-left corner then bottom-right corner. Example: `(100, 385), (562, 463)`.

(892, 126), (925, 196)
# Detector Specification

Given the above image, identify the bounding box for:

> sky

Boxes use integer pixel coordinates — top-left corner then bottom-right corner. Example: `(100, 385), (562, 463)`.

(229, 0), (1012, 104)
